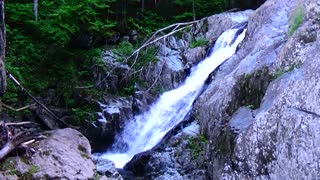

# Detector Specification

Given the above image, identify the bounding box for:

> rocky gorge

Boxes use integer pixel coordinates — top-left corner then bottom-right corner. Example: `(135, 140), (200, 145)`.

(1, 0), (320, 179)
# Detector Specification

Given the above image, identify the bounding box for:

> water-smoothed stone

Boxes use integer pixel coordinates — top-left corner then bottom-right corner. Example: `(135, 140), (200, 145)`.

(184, 47), (207, 68)
(206, 10), (254, 43)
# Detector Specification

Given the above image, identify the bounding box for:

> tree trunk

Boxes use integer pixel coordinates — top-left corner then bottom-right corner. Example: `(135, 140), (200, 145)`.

(0, 0), (5, 95)
(34, 0), (38, 21)
(141, 0), (144, 12)
(192, 0), (196, 21)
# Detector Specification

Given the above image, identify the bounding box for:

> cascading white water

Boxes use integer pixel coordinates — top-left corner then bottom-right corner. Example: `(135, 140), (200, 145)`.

(97, 25), (247, 168)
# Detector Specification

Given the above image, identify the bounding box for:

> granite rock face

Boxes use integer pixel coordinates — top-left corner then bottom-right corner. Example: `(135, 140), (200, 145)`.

(193, 0), (320, 179)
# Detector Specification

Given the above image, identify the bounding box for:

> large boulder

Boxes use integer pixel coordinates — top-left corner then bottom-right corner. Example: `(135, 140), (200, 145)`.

(0, 128), (97, 179)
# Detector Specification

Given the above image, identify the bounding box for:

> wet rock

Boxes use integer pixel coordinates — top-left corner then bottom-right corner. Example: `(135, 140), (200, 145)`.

(231, 43), (320, 178)
(206, 10), (254, 43)
(118, 9), (253, 180)
(184, 47), (207, 69)
(95, 158), (123, 179)
(129, 30), (138, 43)
(133, 90), (156, 113)
(138, 10), (254, 95)
(124, 121), (207, 180)
(85, 97), (134, 150)
(92, 50), (130, 92)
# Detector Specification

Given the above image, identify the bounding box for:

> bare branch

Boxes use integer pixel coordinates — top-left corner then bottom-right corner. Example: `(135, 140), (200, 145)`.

(95, 19), (203, 88)
(74, 85), (95, 89)
(1, 103), (36, 112)
(6, 121), (37, 126)
(6, 71), (68, 128)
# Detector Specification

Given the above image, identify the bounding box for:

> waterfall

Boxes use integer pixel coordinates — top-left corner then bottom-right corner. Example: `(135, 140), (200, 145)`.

(97, 24), (247, 168)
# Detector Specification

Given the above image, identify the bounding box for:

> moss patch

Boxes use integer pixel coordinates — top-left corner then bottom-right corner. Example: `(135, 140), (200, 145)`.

(238, 68), (272, 110)
(272, 64), (299, 80)
(190, 38), (208, 48)
(288, 6), (304, 37)
(187, 135), (208, 159)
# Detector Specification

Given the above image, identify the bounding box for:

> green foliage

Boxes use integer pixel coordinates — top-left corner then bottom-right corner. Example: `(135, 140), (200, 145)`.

(4, 0), (111, 123)
(133, 46), (158, 68)
(288, 7), (304, 37)
(187, 135), (208, 159)
(113, 41), (134, 60)
(128, 10), (169, 36)
(36, 0), (116, 46)
(113, 41), (158, 96)
(1, 159), (17, 175)
(94, 173), (101, 180)
(190, 37), (208, 48)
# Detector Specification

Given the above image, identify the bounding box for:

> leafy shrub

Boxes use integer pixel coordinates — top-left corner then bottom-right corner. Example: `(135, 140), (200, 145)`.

(190, 38), (208, 48)
(128, 10), (169, 36)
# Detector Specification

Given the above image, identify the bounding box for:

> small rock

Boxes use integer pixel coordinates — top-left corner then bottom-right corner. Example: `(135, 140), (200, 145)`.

(95, 159), (123, 179)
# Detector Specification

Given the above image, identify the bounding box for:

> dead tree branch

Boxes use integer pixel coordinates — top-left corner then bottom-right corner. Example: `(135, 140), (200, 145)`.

(146, 61), (165, 93)
(75, 19), (202, 90)
(1, 102), (36, 112)
(6, 71), (68, 128)
(6, 121), (37, 126)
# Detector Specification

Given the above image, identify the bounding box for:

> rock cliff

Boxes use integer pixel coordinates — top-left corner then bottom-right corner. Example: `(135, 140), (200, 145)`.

(194, 0), (320, 179)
